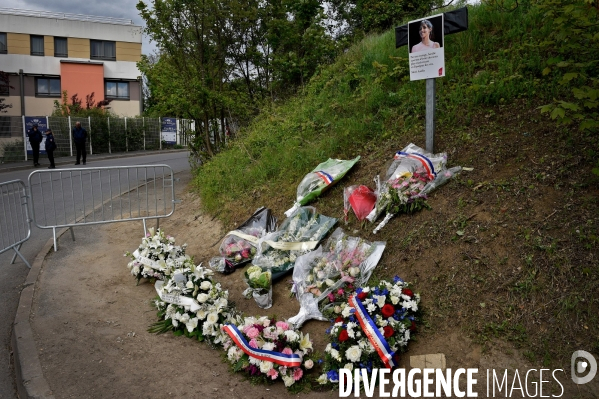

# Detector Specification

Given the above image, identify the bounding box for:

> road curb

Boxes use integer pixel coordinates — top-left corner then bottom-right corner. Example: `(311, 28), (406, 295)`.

(10, 169), (189, 399)
(1, 149), (189, 174)
(12, 227), (68, 399)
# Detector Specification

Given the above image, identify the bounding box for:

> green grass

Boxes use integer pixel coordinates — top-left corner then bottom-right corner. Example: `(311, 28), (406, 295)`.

(193, 1), (599, 368)
(195, 3), (568, 216)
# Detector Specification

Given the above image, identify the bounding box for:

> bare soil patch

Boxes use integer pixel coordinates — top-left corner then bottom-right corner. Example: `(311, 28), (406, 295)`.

(30, 121), (599, 399)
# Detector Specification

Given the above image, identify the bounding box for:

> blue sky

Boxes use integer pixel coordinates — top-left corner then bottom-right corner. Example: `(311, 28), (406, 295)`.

(1, 0), (157, 54)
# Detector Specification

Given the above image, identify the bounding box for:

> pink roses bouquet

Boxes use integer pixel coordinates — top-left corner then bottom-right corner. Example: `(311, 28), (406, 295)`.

(222, 316), (314, 392)
(209, 207), (277, 274)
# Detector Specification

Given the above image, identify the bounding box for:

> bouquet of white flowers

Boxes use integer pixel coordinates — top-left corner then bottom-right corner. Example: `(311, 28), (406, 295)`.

(150, 261), (240, 346)
(251, 207), (337, 281)
(285, 157), (360, 217)
(288, 228), (385, 327)
(125, 228), (188, 284)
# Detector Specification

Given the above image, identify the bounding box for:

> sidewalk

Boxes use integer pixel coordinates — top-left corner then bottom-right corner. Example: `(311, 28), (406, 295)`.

(0, 149), (189, 174)
(16, 171), (331, 398)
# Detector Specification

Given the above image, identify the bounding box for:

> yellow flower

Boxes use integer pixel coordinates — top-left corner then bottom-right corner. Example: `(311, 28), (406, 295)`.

(299, 333), (313, 353)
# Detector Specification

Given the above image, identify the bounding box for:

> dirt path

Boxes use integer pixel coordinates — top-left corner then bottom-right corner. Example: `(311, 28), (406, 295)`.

(29, 171), (598, 398)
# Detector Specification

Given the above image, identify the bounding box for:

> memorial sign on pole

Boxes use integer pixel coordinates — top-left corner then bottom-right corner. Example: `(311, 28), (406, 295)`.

(408, 14), (445, 81)
(395, 7), (469, 153)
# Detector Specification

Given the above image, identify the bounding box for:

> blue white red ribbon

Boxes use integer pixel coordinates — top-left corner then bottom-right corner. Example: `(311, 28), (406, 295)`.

(221, 324), (302, 367)
(315, 170), (334, 185)
(349, 294), (396, 369)
(394, 151), (436, 179)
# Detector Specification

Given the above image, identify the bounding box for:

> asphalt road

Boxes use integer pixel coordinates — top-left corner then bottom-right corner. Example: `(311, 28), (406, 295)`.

(0, 151), (191, 398)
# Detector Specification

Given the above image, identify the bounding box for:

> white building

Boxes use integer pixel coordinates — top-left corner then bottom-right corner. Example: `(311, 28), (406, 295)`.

(0, 8), (143, 118)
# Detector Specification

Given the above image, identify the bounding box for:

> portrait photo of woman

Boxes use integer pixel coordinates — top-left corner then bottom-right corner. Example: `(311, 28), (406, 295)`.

(410, 19), (441, 53)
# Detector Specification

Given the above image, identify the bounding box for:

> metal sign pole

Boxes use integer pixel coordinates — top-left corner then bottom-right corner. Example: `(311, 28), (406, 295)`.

(22, 115), (27, 161)
(68, 116), (73, 156)
(395, 8), (468, 153)
(425, 78), (436, 153)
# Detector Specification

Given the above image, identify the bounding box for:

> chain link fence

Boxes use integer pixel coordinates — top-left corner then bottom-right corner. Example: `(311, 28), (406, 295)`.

(0, 116), (195, 163)
(0, 116), (27, 163)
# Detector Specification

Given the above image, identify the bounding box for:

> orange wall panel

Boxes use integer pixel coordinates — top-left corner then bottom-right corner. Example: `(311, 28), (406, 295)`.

(60, 63), (104, 105)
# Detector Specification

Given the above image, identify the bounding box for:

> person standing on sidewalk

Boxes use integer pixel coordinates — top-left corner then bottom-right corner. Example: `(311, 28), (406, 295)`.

(45, 129), (57, 169)
(27, 124), (43, 167)
(72, 121), (87, 165)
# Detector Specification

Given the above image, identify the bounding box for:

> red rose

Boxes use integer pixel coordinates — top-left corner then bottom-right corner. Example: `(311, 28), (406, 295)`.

(338, 329), (349, 342)
(335, 316), (344, 323)
(381, 304), (395, 318)
(410, 320), (417, 332)
(383, 326), (394, 338)
(357, 292), (368, 300)
(403, 288), (413, 297)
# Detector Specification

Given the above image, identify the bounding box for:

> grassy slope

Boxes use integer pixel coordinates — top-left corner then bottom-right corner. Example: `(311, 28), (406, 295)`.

(195, 3), (599, 366)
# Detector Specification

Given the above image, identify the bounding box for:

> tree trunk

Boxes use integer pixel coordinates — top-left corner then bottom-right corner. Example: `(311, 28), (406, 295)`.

(203, 112), (213, 156)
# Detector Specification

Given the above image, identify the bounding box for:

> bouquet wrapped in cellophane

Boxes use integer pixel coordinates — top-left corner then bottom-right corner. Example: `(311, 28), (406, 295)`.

(209, 207), (277, 274)
(251, 207), (337, 281)
(366, 143), (462, 233)
(285, 157), (360, 217)
(288, 228), (385, 327)
(242, 265), (273, 309)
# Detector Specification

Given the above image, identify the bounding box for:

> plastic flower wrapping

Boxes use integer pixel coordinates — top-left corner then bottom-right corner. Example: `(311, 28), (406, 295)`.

(209, 207), (277, 274)
(343, 185), (377, 223)
(221, 316), (314, 391)
(124, 227), (189, 284)
(242, 265), (273, 309)
(317, 277), (420, 388)
(366, 143), (462, 233)
(288, 228), (386, 327)
(251, 206), (337, 281)
(149, 261), (241, 346)
(285, 156), (360, 217)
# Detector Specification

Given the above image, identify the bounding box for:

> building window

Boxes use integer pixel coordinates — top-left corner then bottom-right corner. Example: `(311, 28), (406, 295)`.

(0, 80), (8, 96)
(0, 33), (6, 54)
(30, 35), (44, 56)
(0, 116), (11, 138)
(91, 40), (116, 61)
(105, 81), (129, 100)
(0, 73), (8, 96)
(35, 77), (61, 97)
(54, 37), (68, 57)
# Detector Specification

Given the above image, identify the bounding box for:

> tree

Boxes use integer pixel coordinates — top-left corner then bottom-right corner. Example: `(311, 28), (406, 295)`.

(137, 0), (339, 156)
(328, 0), (440, 37)
(138, 0), (230, 156)
(52, 91), (112, 117)
(538, 0), (599, 133)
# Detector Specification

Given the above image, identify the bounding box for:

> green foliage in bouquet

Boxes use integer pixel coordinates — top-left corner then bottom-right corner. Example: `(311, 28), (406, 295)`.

(385, 193), (431, 216)
(244, 266), (272, 298)
(244, 266), (272, 296)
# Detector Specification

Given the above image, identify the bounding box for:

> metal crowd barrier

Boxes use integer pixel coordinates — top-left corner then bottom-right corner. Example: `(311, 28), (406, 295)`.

(28, 165), (177, 251)
(0, 180), (31, 268)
